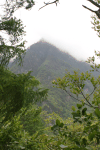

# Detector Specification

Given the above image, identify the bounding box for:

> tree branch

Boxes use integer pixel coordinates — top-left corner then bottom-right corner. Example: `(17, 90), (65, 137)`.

(82, 5), (95, 13)
(87, 0), (100, 8)
(86, 86), (96, 99)
(64, 89), (92, 108)
(39, 0), (59, 11)
(79, 86), (96, 108)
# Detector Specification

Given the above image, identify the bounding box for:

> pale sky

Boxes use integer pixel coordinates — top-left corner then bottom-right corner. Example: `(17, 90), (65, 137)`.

(1, 0), (100, 62)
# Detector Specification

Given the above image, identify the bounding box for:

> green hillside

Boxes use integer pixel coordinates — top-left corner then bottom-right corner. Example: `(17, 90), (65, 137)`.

(9, 41), (98, 118)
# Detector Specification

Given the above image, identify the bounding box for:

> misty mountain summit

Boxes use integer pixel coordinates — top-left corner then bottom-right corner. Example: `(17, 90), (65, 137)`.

(9, 41), (98, 117)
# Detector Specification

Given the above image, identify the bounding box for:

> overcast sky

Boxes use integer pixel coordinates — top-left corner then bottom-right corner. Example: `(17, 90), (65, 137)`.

(1, 0), (100, 62)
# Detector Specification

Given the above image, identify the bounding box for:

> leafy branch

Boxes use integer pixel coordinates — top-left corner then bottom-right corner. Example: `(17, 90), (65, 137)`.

(64, 89), (92, 108)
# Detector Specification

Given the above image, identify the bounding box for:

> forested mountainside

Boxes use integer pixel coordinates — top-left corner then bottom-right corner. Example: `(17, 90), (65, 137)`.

(9, 41), (99, 118)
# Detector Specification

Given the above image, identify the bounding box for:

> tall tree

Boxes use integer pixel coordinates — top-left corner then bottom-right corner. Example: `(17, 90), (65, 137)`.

(0, 1), (49, 149)
(0, 0), (48, 120)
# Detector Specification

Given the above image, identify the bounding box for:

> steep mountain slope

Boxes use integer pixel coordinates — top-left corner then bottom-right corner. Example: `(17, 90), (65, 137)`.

(9, 41), (98, 118)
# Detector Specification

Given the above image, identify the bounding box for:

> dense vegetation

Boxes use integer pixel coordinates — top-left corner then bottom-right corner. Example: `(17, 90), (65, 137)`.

(1, 0), (100, 149)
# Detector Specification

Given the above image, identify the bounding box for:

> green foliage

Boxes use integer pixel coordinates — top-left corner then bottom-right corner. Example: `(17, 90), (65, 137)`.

(51, 69), (100, 149)
(0, 65), (48, 150)
(0, 112), (49, 150)
(4, 0), (35, 15)
(86, 51), (100, 72)
(0, 114), (24, 149)
(20, 105), (44, 136)
(0, 66), (48, 124)
(52, 70), (98, 108)
(0, 17), (26, 66)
